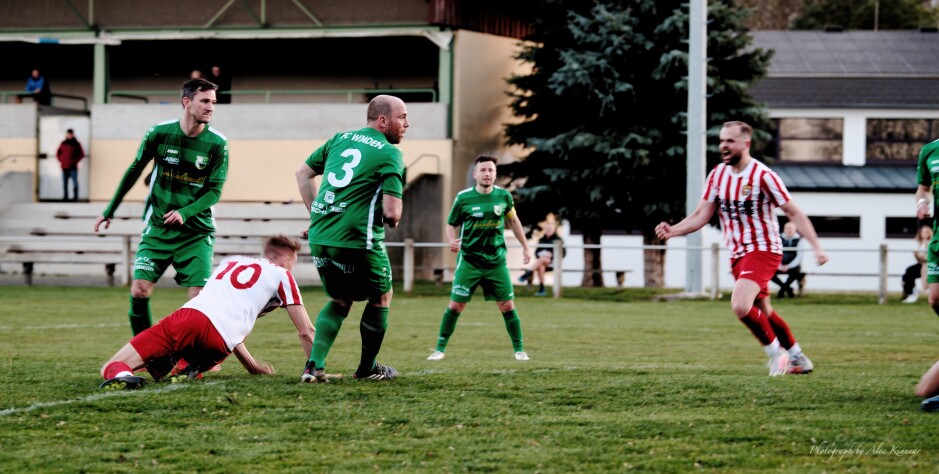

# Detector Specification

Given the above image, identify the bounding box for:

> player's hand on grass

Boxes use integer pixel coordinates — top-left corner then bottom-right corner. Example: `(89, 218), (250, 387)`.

(249, 361), (275, 375)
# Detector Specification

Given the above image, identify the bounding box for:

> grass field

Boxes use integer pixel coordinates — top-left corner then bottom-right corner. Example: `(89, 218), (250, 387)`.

(1, 285), (937, 472)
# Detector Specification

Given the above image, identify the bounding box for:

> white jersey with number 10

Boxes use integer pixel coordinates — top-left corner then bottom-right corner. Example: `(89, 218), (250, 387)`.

(183, 255), (303, 350)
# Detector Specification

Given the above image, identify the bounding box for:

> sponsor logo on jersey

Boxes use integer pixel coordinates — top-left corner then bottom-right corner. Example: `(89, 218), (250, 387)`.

(165, 157), (180, 165)
(134, 256), (156, 272)
(493, 204), (504, 216)
(166, 149), (179, 154)
(741, 185), (752, 198)
(195, 155), (208, 170)
(472, 212), (484, 218)
(324, 191), (335, 204)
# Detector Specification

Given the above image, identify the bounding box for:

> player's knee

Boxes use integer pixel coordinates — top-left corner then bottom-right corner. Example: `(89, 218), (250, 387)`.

(497, 300), (515, 312)
(130, 280), (153, 299)
(730, 302), (751, 319)
(448, 301), (466, 313)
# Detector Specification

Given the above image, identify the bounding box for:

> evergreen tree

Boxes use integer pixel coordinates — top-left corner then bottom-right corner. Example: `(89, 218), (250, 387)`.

(504, 0), (772, 287)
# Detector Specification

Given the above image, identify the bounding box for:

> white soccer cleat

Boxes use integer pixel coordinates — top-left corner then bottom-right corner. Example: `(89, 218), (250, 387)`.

(427, 350), (445, 361)
(514, 351), (530, 361)
(767, 350), (790, 376)
(787, 353), (814, 374)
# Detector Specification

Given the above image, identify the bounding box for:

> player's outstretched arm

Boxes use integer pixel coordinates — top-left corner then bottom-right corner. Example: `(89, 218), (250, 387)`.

(780, 201), (829, 266)
(286, 304), (315, 359)
(655, 199), (717, 241)
(232, 343), (275, 375)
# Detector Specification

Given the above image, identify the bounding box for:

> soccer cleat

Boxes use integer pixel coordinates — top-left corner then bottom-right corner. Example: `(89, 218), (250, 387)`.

(353, 363), (398, 381)
(427, 350), (446, 361)
(514, 351), (530, 361)
(787, 353), (814, 374)
(922, 394), (939, 412)
(767, 350), (790, 376)
(169, 359), (203, 380)
(100, 375), (146, 390)
(301, 360), (327, 383)
(903, 292), (919, 304)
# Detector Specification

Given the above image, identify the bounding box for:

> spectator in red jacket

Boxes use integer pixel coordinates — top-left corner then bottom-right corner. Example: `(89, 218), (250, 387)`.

(56, 129), (85, 201)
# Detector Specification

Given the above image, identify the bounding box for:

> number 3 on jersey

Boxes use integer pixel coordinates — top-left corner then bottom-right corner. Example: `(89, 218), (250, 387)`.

(327, 148), (362, 188)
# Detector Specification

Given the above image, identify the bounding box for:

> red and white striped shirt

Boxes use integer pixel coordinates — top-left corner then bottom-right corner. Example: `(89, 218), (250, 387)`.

(183, 255), (303, 350)
(702, 159), (791, 259)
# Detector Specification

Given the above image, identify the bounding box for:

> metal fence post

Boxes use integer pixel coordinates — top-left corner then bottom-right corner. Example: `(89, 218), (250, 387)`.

(403, 238), (414, 294)
(553, 239), (563, 299)
(878, 243), (887, 304)
(710, 243), (720, 300)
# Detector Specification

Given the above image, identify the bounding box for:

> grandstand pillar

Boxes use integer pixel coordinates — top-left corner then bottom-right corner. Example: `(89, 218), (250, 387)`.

(403, 238), (415, 294)
(437, 33), (453, 136)
(93, 42), (109, 104)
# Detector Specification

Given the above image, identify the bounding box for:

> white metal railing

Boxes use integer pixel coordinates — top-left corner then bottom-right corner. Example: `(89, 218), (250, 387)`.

(0, 235), (907, 304)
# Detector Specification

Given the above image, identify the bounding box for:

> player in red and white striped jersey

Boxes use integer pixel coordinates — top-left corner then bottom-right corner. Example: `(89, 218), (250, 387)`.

(656, 121), (829, 376)
(99, 235), (316, 389)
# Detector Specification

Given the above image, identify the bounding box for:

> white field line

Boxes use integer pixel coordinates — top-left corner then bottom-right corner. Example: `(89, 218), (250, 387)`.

(0, 381), (217, 417)
(0, 323), (124, 331)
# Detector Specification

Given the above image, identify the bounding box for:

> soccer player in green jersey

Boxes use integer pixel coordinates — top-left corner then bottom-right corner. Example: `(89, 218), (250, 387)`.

(915, 138), (939, 315)
(296, 94), (407, 382)
(427, 154), (533, 362)
(95, 78), (229, 336)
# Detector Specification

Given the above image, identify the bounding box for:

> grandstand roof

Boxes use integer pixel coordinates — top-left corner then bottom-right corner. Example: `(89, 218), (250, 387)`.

(773, 164), (915, 192)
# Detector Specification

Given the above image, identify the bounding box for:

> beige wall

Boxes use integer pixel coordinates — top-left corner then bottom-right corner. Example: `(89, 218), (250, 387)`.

(451, 30), (529, 197)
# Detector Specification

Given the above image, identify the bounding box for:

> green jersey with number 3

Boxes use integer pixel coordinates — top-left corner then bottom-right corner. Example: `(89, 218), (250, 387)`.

(305, 127), (405, 249)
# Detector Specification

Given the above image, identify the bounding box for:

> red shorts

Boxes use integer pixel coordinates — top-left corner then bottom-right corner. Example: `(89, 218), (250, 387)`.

(730, 251), (783, 300)
(129, 307), (230, 380)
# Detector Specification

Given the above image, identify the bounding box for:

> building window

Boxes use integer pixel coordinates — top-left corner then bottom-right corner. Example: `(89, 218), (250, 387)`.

(772, 118), (843, 163)
(779, 215), (860, 238)
(866, 119), (939, 164)
(885, 216), (933, 239)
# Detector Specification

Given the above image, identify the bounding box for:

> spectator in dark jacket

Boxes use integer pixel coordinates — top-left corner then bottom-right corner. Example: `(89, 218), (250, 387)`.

(56, 129), (85, 201)
(22, 69), (51, 105)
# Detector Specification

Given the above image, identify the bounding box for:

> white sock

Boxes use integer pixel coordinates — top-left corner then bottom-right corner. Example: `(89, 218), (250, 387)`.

(763, 338), (781, 356)
(115, 370), (134, 378)
(788, 343), (803, 358)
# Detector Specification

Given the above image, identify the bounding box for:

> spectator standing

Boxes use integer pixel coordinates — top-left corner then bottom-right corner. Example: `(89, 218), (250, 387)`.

(19, 68), (51, 105)
(208, 65), (232, 104)
(56, 129), (85, 201)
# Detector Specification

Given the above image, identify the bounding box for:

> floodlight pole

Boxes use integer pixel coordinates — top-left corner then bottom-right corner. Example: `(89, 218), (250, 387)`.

(685, 0), (707, 295)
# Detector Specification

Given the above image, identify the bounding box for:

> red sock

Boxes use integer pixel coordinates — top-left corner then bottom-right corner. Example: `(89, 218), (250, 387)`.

(103, 361), (133, 380)
(739, 306), (776, 345)
(767, 311), (796, 349)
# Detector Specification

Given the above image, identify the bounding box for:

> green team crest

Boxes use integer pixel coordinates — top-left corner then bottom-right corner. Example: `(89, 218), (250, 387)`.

(195, 155), (208, 170)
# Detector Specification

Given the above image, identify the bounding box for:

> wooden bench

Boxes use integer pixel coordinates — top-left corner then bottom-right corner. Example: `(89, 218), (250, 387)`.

(1, 246), (123, 286)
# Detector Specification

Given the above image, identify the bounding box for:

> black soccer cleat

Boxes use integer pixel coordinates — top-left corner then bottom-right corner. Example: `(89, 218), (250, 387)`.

(301, 360), (327, 383)
(353, 363), (398, 381)
(922, 394), (939, 412)
(99, 375), (146, 390)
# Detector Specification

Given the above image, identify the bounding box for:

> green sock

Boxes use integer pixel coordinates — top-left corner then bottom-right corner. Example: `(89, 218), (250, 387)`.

(129, 296), (152, 336)
(358, 305), (389, 374)
(435, 308), (461, 352)
(309, 301), (349, 370)
(502, 309), (524, 352)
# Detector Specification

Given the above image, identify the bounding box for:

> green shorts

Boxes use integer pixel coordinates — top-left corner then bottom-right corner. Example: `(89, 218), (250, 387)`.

(134, 225), (214, 287)
(450, 254), (514, 303)
(928, 237), (939, 283)
(310, 243), (392, 301)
